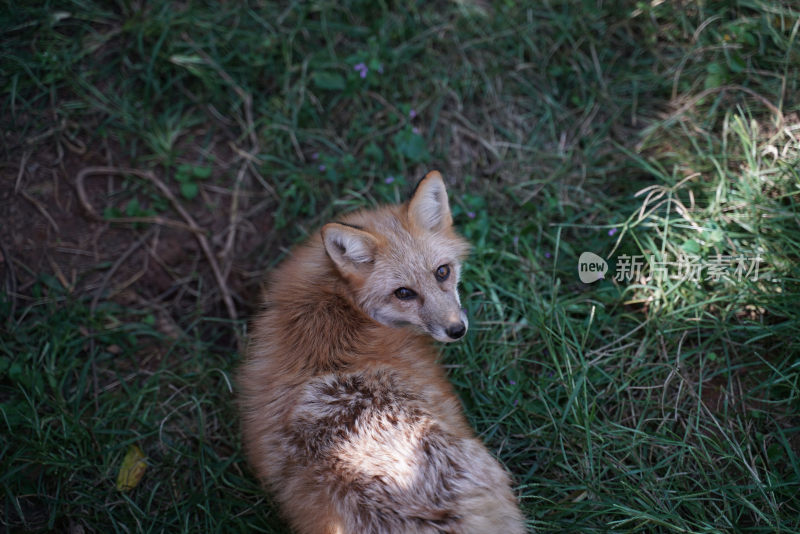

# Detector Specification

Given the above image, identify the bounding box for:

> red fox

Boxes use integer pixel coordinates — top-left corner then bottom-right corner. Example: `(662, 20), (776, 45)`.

(238, 171), (526, 533)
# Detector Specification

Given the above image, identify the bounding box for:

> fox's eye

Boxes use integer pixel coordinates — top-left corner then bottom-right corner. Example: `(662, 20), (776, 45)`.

(435, 264), (450, 282)
(394, 287), (417, 300)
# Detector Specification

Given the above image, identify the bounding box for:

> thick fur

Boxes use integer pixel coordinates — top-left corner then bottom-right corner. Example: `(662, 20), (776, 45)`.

(238, 171), (526, 534)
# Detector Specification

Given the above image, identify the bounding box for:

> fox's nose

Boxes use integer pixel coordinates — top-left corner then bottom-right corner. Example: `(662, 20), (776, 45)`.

(446, 322), (466, 340)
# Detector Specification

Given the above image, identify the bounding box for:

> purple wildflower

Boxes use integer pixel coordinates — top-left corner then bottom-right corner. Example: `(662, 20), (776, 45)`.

(467, 211), (476, 219)
(608, 228), (617, 236)
(354, 62), (368, 78)
(311, 152), (319, 160)
(412, 127), (420, 134)
(318, 164), (326, 172)
(509, 380), (516, 385)
(545, 252), (552, 258)
(385, 176), (395, 184)
(409, 109), (417, 119)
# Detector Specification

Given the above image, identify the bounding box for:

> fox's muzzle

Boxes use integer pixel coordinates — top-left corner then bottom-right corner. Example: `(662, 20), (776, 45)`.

(432, 307), (468, 342)
(445, 322), (466, 340)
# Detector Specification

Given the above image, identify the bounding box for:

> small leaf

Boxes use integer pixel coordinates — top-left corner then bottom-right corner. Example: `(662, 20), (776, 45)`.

(704, 63), (727, 90)
(364, 142), (383, 163)
(681, 239), (701, 254)
(704, 72), (724, 90)
(767, 443), (782, 462)
(312, 71), (346, 91)
(393, 129), (429, 163)
(8, 362), (23, 382)
(176, 164), (193, 180)
(103, 206), (121, 219)
(180, 182), (199, 200)
(116, 444), (147, 491)
(727, 51), (746, 73)
(125, 197), (140, 217)
(191, 165), (212, 179)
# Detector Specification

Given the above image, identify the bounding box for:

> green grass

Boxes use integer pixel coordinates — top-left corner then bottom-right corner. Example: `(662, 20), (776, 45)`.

(2, 0), (799, 532)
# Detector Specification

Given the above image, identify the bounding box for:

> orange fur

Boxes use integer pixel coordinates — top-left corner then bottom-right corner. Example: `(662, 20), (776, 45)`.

(238, 171), (525, 533)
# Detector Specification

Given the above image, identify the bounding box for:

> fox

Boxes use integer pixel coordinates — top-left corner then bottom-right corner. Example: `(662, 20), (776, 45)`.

(238, 171), (526, 534)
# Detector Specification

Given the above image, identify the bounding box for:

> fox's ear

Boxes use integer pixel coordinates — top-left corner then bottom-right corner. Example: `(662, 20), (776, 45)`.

(322, 223), (377, 275)
(408, 170), (453, 232)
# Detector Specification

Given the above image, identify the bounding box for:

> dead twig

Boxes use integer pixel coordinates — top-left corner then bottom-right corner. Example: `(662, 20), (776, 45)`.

(0, 237), (18, 321)
(90, 226), (157, 312)
(75, 177), (203, 234)
(221, 162), (248, 280)
(640, 84), (785, 149)
(20, 190), (60, 233)
(46, 255), (72, 292)
(15, 150), (31, 193)
(673, 84), (783, 124)
(229, 143), (278, 200)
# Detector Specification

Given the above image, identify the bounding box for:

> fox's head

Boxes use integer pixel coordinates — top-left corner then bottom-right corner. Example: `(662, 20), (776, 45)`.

(321, 171), (471, 342)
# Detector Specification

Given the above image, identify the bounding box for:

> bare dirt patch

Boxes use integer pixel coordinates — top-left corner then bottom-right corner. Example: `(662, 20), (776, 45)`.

(1, 125), (279, 347)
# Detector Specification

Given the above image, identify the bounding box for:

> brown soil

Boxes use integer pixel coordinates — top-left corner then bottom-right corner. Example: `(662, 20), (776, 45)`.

(1, 125), (279, 348)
